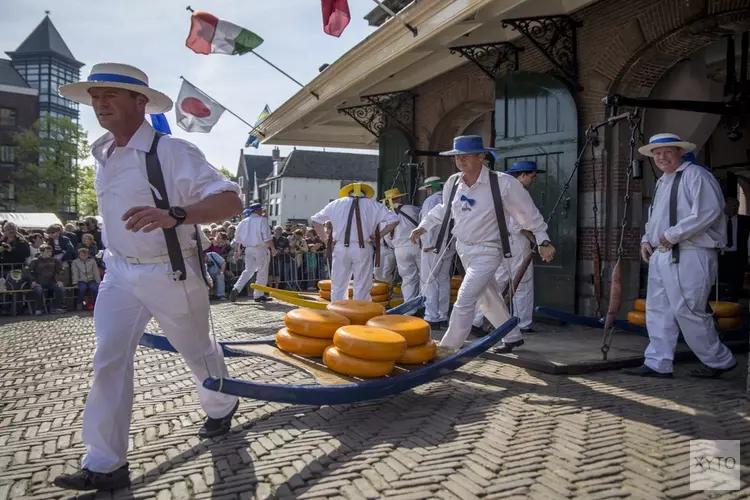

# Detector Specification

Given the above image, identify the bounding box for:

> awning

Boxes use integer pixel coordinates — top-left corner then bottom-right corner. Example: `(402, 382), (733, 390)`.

(0, 212), (63, 230)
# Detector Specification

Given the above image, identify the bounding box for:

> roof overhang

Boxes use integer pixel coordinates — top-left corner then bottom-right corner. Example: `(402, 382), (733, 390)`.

(261, 0), (597, 150)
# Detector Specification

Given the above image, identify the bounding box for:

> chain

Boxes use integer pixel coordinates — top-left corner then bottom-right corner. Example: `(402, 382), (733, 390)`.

(589, 126), (603, 318)
(601, 109), (641, 359)
(546, 133), (596, 223)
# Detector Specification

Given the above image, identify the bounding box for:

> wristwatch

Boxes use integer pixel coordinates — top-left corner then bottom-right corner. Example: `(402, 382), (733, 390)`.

(539, 240), (551, 247)
(168, 206), (187, 227)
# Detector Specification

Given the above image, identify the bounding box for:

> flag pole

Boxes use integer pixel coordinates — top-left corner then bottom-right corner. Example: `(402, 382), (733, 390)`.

(179, 76), (266, 137)
(186, 6), (319, 100)
(370, 0), (418, 36)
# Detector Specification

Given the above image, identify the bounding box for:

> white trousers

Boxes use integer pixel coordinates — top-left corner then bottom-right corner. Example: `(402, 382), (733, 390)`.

(394, 245), (421, 310)
(644, 248), (736, 373)
(82, 253), (237, 473)
(234, 246), (269, 299)
(331, 244), (374, 301)
(420, 247), (454, 323)
(374, 248), (396, 283)
(440, 242), (522, 349)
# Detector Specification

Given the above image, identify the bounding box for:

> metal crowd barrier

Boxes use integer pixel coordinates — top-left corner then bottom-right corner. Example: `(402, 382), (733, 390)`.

(224, 250), (329, 296)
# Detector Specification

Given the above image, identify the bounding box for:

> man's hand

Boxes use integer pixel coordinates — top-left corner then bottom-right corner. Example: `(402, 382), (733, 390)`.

(122, 207), (176, 233)
(31, 281), (37, 288)
(659, 234), (673, 249)
(410, 228), (426, 244)
(641, 243), (653, 263)
(56, 281), (64, 287)
(538, 244), (555, 262)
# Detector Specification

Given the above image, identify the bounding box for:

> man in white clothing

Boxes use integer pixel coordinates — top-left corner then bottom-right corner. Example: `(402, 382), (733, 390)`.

(418, 176), (455, 328)
(54, 63), (241, 491)
(312, 183), (399, 301)
(374, 220), (397, 283)
(624, 133), (737, 378)
(411, 136), (555, 353)
(383, 188), (422, 314)
(230, 203), (277, 303)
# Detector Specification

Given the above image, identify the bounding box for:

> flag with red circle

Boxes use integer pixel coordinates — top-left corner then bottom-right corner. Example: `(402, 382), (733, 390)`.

(175, 80), (226, 133)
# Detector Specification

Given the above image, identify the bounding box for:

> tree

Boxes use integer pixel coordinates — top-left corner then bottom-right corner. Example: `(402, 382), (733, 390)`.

(218, 167), (238, 183)
(13, 115), (89, 214)
(77, 164), (98, 217)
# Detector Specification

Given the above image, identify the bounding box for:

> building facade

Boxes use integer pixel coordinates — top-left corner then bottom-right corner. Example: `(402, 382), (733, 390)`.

(1, 14), (83, 220)
(236, 149), (277, 208)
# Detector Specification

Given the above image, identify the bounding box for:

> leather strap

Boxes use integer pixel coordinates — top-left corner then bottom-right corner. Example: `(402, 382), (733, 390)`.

(489, 172), (512, 258)
(344, 197), (365, 248)
(374, 225), (381, 267)
(326, 230), (333, 269)
(669, 170), (684, 264)
(434, 178), (459, 254)
(353, 197), (365, 248)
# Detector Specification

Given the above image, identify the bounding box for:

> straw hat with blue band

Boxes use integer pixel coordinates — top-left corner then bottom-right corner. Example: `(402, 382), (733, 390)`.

(339, 182), (375, 199)
(506, 160), (545, 174)
(58, 63), (173, 114)
(244, 202), (262, 216)
(439, 135), (497, 156)
(638, 133), (696, 157)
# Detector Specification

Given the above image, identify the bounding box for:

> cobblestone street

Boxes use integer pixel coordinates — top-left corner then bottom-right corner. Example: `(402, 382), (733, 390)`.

(1, 299), (750, 499)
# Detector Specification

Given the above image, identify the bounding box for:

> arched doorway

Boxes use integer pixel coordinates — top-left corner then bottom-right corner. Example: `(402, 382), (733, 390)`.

(378, 127), (413, 201)
(494, 71), (579, 313)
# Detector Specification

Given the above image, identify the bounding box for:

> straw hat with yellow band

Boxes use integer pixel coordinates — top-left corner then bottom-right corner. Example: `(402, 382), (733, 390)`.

(339, 182), (375, 199)
(381, 187), (407, 208)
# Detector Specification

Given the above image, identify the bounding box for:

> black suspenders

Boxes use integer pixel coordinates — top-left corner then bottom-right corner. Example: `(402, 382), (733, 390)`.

(669, 170), (684, 264)
(343, 197), (365, 248)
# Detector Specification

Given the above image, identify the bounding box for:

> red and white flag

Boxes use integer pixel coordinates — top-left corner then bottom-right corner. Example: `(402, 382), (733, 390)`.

(174, 80), (225, 133)
(321, 0), (350, 37)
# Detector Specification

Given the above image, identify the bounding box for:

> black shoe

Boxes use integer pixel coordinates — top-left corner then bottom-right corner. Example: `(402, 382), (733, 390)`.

(492, 339), (524, 353)
(254, 296), (272, 303)
(229, 288), (238, 302)
(471, 325), (488, 337)
(520, 327), (536, 334)
(622, 365), (673, 378)
(439, 321), (449, 329)
(427, 321), (442, 330)
(688, 362), (738, 379)
(198, 400), (239, 439)
(53, 463), (131, 491)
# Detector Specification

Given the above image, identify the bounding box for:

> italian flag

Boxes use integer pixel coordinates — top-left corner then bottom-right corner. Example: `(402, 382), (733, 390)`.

(186, 11), (264, 55)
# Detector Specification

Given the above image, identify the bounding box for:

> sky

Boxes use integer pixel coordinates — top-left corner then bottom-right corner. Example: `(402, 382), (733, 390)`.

(2, 0), (381, 174)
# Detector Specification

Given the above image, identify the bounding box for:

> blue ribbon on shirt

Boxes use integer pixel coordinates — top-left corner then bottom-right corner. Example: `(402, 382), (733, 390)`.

(460, 195), (475, 206)
(150, 113), (172, 134)
(683, 152), (710, 172)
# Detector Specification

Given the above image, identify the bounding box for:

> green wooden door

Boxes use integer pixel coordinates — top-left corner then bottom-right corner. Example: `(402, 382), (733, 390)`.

(494, 71), (578, 313)
(378, 127), (413, 201)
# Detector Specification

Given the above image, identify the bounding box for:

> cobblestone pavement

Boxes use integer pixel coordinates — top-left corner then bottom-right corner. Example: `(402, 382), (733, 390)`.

(1, 299), (750, 500)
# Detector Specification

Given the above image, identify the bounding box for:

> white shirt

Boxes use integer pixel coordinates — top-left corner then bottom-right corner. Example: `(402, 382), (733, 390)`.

(92, 120), (240, 259)
(386, 204), (420, 248)
(642, 162), (725, 249)
(311, 197), (400, 244)
(419, 167), (550, 247)
(234, 214), (272, 246)
(419, 192), (443, 248)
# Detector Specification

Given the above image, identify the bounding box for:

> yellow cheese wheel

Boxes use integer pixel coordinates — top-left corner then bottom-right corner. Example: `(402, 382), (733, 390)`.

(318, 280), (332, 291)
(333, 325), (407, 361)
(627, 310), (646, 326)
(709, 301), (742, 318)
(323, 346), (395, 378)
(371, 293), (390, 303)
(388, 298), (404, 308)
(326, 300), (386, 325)
(319, 290), (331, 300)
(450, 276), (462, 290)
(635, 299), (646, 312)
(365, 315), (431, 346)
(276, 328), (332, 356)
(284, 309), (350, 339)
(717, 316), (741, 330)
(397, 339), (437, 365)
(371, 283), (389, 295)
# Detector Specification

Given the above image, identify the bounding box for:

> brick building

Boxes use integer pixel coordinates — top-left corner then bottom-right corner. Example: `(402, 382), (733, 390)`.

(260, 0), (750, 320)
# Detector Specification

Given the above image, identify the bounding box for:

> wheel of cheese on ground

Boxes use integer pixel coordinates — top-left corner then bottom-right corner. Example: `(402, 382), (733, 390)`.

(388, 298), (404, 308)
(365, 315), (431, 346)
(276, 328), (332, 356)
(370, 282), (389, 296)
(450, 276), (462, 290)
(333, 325), (407, 361)
(318, 280), (332, 291)
(709, 301), (742, 318)
(319, 290), (331, 300)
(627, 310), (645, 326)
(717, 316), (741, 331)
(323, 346), (395, 378)
(371, 293), (390, 303)
(634, 299), (646, 313)
(284, 309), (350, 339)
(326, 300), (386, 325)
(397, 339), (437, 365)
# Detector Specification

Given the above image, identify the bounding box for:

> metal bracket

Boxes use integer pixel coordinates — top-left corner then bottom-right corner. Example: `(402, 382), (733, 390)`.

(502, 15), (582, 90)
(449, 42), (522, 80)
(338, 91), (415, 139)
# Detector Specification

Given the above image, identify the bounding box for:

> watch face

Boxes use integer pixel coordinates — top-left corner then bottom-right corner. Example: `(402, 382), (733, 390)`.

(172, 207), (187, 219)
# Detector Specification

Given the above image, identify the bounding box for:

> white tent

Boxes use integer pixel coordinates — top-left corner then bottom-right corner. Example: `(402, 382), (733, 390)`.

(0, 212), (63, 230)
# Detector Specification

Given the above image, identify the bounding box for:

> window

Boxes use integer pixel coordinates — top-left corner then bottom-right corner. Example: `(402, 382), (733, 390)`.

(0, 183), (15, 211)
(238, 176), (244, 188)
(0, 145), (16, 164)
(0, 108), (15, 127)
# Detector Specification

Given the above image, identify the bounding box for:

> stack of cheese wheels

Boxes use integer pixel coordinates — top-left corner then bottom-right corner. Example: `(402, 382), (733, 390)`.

(450, 275), (462, 304)
(317, 280), (332, 300)
(275, 309), (350, 357)
(326, 299), (386, 325)
(710, 301), (742, 330)
(365, 315), (436, 364)
(346, 282), (391, 302)
(324, 325), (407, 378)
(628, 299), (742, 331)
